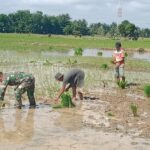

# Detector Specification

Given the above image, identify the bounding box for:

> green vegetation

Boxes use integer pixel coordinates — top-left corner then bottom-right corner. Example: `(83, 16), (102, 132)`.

(0, 34), (150, 51)
(130, 103), (138, 117)
(74, 47), (83, 56)
(0, 10), (150, 39)
(107, 112), (114, 117)
(100, 64), (109, 69)
(53, 93), (75, 109)
(144, 85), (150, 97)
(97, 51), (103, 56)
(117, 81), (127, 89)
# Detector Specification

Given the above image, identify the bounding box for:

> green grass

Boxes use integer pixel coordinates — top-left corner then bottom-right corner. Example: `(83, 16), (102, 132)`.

(0, 33), (150, 51)
(130, 103), (138, 117)
(144, 85), (150, 97)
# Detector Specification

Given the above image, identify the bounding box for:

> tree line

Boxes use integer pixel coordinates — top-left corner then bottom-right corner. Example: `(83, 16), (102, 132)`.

(0, 10), (150, 39)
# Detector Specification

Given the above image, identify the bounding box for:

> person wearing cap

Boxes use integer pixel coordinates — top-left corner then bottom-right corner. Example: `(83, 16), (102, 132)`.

(54, 68), (85, 102)
(112, 42), (125, 82)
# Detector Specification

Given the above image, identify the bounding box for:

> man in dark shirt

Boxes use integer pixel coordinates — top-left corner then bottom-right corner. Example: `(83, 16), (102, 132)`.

(54, 68), (85, 102)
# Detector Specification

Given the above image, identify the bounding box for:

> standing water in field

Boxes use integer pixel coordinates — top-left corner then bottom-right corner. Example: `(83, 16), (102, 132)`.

(41, 48), (150, 61)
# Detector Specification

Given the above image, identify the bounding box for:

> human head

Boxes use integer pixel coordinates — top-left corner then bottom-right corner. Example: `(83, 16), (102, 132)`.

(55, 72), (64, 81)
(0, 72), (3, 82)
(115, 42), (121, 50)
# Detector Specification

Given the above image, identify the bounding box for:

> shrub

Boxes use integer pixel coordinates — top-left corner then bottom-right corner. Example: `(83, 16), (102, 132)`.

(74, 47), (83, 56)
(144, 85), (150, 97)
(130, 103), (138, 117)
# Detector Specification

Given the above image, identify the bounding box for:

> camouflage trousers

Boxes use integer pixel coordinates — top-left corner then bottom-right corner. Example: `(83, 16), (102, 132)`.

(15, 76), (36, 107)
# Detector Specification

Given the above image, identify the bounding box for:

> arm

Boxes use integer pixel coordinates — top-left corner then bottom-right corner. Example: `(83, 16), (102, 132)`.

(55, 85), (66, 102)
(65, 84), (71, 91)
(0, 77), (9, 101)
(0, 84), (7, 101)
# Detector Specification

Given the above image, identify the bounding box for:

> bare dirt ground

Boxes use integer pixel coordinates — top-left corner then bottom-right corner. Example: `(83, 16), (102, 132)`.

(0, 85), (150, 150)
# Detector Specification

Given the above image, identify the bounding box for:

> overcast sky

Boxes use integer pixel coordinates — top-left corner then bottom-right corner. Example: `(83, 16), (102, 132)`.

(0, 0), (149, 28)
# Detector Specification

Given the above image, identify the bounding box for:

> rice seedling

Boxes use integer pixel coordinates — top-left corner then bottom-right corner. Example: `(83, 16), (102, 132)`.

(74, 47), (83, 56)
(144, 84), (150, 97)
(130, 103), (138, 117)
(100, 64), (109, 69)
(97, 51), (103, 56)
(117, 80), (127, 89)
(53, 92), (75, 109)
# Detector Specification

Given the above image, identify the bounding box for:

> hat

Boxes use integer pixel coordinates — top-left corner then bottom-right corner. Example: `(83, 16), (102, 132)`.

(55, 72), (63, 80)
(115, 42), (121, 48)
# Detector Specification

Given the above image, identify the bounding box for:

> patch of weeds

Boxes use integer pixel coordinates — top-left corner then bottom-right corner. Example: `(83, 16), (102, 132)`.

(74, 47), (83, 56)
(117, 80), (127, 89)
(144, 84), (150, 97)
(97, 51), (103, 56)
(100, 64), (109, 69)
(130, 103), (138, 117)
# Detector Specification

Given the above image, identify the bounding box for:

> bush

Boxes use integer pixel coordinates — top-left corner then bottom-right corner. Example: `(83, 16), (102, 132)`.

(144, 85), (150, 97)
(74, 47), (83, 56)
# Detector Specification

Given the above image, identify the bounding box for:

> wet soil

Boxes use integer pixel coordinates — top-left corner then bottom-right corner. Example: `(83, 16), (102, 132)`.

(0, 85), (150, 150)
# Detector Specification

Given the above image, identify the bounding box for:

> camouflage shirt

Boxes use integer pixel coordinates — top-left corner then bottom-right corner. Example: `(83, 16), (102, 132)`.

(0, 72), (33, 100)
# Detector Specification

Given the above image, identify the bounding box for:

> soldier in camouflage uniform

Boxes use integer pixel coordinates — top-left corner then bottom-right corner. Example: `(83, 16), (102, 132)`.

(0, 72), (36, 109)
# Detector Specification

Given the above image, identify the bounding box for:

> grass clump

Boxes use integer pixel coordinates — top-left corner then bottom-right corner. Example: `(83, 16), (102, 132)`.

(117, 80), (127, 89)
(144, 84), (150, 97)
(74, 47), (83, 56)
(53, 92), (75, 109)
(130, 103), (138, 117)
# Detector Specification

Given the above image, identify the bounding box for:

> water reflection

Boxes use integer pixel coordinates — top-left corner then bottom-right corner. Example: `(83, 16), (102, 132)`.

(0, 109), (35, 143)
(41, 49), (150, 61)
(55, 109), (83, 131)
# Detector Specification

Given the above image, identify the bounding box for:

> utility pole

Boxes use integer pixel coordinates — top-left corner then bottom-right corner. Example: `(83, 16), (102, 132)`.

(117, 0), (122, 39)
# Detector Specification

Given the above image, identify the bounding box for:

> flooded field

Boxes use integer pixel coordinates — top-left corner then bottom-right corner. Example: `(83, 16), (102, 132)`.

(0, 50), (150, 150)
(42, 48), (150, 61)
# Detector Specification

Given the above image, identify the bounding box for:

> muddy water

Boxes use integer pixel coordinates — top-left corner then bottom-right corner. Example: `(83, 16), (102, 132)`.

(0, 102), (150, 150)
(41, 49), (150, 61)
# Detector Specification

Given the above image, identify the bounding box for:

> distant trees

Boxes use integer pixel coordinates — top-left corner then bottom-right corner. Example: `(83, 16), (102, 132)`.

(0, 10), (150, 39)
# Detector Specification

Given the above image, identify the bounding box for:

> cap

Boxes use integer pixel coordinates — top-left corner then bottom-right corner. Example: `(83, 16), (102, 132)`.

(55, 72), (63, 80)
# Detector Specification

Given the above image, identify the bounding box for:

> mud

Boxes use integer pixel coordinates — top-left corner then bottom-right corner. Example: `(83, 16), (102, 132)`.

(0, 87), (150, 150)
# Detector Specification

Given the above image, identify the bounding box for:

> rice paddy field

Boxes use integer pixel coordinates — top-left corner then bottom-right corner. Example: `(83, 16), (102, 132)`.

(0, 33), (150, 150)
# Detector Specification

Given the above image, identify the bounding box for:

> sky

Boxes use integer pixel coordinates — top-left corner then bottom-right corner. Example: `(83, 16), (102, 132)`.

(0, 0), (149, 28)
